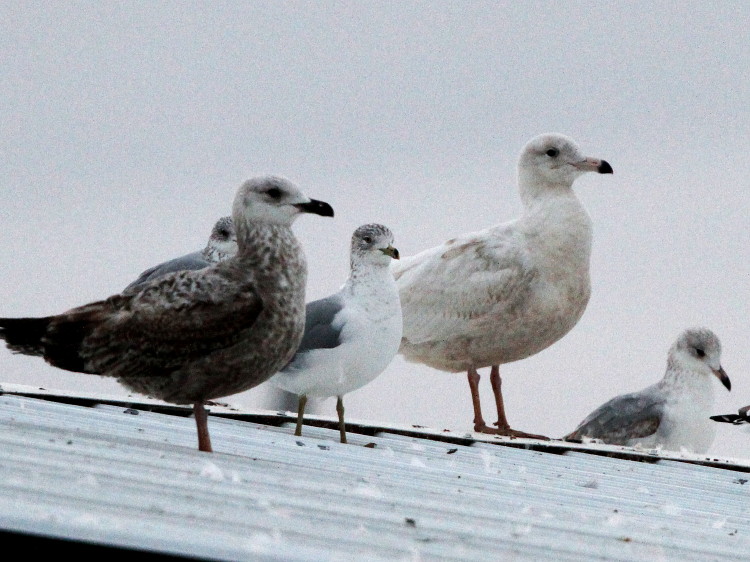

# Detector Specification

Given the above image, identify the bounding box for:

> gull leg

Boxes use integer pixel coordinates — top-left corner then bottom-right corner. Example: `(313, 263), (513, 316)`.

(194, 402), (213, 452)
(467, 367), (491, 432)
(336, 396), (347, 444)
(295, 394), (307, 437)
(489, 365), (549, 440)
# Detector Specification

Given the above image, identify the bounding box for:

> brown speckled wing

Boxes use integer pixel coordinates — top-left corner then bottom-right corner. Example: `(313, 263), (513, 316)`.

(44, 268), (263, 378)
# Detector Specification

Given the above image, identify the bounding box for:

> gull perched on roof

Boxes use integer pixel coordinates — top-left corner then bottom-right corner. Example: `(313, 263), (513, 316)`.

(393, 133), (612, 439)
(0, 176), (334, 452)
(564, 327), (731, 454)
(123, 216), (237, 294)
(269, 224), (402, 443)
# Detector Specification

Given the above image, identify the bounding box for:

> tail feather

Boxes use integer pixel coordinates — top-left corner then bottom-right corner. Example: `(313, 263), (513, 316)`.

(43, 317), (94, 372)
(0, 315), (93, 373)
(0, 317), (52, 356)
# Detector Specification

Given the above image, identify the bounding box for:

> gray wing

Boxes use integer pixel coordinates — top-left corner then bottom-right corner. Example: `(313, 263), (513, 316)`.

(564, 388), (666, 445)
(124, 251), (210, 294)
(296, 295), (345, 353)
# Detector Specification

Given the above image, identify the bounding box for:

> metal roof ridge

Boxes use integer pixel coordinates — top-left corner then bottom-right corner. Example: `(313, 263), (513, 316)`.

(3, 382), (750, 473)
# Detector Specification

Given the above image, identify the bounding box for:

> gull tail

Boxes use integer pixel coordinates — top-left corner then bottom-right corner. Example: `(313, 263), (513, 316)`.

(0, 317), (52, 356)
(0, 314), (95, 374)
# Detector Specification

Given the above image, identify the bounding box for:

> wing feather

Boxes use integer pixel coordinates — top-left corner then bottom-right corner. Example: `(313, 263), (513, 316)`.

(44, 266), (263, 377)
(564, 387), (665, 444)
(394, 222), (536, 345)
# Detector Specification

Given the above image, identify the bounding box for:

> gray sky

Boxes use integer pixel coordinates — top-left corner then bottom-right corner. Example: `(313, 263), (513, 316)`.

(1, 2), (749, 458)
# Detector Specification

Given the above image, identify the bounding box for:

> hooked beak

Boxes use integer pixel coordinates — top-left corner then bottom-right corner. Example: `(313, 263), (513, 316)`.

(713, 366), (731, 391)
(380, 245), (400, 259)
(573, 157), (613, 174)
(295, 199), (334, 217)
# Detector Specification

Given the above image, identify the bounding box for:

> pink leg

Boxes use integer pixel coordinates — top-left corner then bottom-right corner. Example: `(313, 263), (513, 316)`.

(466, 366), (549, 440)
(194, 402), (213, 452)
(467, 367), (489, 431)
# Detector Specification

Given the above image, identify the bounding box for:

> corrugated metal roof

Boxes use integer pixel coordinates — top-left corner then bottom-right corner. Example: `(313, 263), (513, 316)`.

(1, 383), (749, 561)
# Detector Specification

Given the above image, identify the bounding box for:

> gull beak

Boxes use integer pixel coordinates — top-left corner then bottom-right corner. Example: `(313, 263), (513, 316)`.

(380, 245), (400, 259)
(573, 157), (613, 174)
(713, 366), (731, 391)
(295, 199), (334, 217)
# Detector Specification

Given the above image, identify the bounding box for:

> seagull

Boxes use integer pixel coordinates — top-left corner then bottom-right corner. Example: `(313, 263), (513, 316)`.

(393, 133), (612, 439)
(564, 327), (731, 454)
(123, 216), (237, 294)
(710, 405), (750, 425)
(0, 176), (334, 452)
(269, 224), (402, 443)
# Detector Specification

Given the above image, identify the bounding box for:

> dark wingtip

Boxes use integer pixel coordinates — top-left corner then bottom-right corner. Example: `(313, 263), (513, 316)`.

(710, 414), (745, 424)
(597, 160), (613, 174)
(297, 199), (334, 218)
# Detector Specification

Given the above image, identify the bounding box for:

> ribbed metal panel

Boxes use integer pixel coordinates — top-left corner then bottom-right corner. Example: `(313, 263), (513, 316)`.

(0, 391), (748, 561)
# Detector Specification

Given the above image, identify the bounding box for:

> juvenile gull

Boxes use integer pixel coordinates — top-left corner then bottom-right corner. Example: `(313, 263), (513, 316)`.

(0, 176), (334, 452)
(393, 133), (612, 439)
(564, 327), (731, 454)
(269, 224), (402, 443)
(123, 216), (237, 294)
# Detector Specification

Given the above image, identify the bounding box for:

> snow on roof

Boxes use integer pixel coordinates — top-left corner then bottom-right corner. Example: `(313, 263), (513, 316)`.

(1, 383), (749, 561)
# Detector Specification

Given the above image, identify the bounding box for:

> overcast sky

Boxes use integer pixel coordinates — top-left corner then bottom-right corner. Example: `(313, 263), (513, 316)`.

(1, 2), (749, 458)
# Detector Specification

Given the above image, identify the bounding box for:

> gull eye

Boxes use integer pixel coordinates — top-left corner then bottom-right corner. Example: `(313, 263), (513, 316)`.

(695, 348), (706, 358)
(266, 187), (283, 200)
(362, 236), (372, 244)
(545, 148), (559, 157)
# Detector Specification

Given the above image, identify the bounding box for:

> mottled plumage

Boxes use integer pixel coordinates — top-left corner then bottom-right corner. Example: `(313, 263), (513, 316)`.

(565, 328), (731, 454)
(0, 176), (334, 452)
(393, 133), (613, 438)
(270, 224), (402, 443)
(123, 216), (237, 294)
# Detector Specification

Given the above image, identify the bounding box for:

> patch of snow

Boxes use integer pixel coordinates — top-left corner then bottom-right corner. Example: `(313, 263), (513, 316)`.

(353, 484), (384, 499)
(661, 503), (682, 515)
(199, 461), (225, 481)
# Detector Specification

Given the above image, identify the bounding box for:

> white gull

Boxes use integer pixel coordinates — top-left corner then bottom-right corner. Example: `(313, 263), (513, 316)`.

(565, 327), (731, 454)
(269, 224), (402, 443)
(393, 133), (612, 438)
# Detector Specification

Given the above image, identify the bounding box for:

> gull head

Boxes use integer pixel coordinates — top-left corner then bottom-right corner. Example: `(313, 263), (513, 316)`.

(232, 176), (334, 229)
(351, 223), (399, 268)
(668, 327), (730, 391)
(206, 216), (238, 259)
(518, 133), (613, 189)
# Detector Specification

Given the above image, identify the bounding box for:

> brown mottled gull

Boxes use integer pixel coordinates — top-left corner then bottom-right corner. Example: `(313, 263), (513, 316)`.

(393, 133), (612, 439)
(565, 327), (730, 454)
(0, 176), (334, 452)
(123, 216), (237, 294)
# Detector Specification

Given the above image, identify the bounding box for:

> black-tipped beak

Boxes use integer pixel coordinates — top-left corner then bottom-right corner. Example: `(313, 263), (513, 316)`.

(296, 199), (334, 217)
(597, 160), (613, 174)
(380, 245), (400, 259)
(713, 366), (731, 391)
